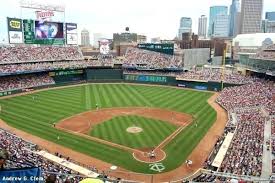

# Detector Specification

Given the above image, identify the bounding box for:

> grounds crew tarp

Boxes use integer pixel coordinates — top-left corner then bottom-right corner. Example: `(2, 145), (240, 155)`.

(79, 178), (104, 183)
(35, 151), (99, 178)
(211, 133), (234, 168)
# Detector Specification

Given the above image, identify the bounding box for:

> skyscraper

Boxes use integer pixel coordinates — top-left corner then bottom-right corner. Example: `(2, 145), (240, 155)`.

(240, 0), (263, 34)
(266, 12), (275, 21)
(208, 6), (228, 37)
(262, 20), (275, 33)
(81, 29), (90, 46)
(229, 0), (241, 37)
(213, 14), (230, 37)
(198, 15), (207, 38)
(178, 17), (192, 39)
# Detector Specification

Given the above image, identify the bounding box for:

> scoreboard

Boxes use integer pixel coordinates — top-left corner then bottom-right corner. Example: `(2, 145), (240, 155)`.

(137, 43), (174, 55)
(23, 19), (65, 45)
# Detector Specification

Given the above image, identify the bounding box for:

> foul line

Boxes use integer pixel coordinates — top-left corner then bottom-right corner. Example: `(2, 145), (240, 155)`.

(153, 124), (187, 151)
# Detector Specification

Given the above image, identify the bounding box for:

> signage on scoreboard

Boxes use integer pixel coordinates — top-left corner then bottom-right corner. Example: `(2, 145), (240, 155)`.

(137, 43), (174, 55)
(9, 31), (23, 44)
(7, 17), (23, 44)
(66, 23), (78, 45)
(35, 11), (55, 20)
(7, 18), (22, 31)
(66, 23), (77, 34)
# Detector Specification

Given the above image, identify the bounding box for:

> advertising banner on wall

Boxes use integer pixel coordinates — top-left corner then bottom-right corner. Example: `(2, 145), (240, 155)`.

(66, 23), (78, 45)
(7, 17), (23, 44)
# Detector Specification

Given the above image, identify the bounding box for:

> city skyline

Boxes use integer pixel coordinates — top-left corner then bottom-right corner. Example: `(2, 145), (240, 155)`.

(0, 0), (275, 43)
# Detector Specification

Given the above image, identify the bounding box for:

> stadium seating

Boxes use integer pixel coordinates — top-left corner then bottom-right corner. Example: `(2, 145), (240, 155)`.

(220, 110), (264, 176)
(176, 67), (258, 84)
(0, 74), (55, 92)
(0, 45), (83, 64)
(0, 129), (83, 182)
(0, 129), (121, 182)
(123, 47), (182, 69)
(214, 81), (274, 177)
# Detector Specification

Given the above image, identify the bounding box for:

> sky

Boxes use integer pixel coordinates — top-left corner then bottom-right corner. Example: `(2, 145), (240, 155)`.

(0, 0), (275, 44)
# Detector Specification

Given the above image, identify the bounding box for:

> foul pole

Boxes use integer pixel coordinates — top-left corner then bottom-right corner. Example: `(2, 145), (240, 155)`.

(221, 45), (226, 91)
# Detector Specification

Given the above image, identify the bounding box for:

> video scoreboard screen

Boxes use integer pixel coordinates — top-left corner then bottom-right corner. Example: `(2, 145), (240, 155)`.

(23, 19), (65, 45)
(35, 21), (64, 39)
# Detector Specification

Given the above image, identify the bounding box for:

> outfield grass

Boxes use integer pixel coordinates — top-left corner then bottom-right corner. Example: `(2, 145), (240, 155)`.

(0, 84), (216, 173)
(90, 115), (178, 149)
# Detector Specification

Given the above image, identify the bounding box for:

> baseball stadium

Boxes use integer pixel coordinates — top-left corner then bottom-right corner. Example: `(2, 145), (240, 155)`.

(0, 1), (275, 183)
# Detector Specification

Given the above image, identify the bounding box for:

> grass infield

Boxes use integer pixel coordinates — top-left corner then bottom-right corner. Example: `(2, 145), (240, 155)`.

(90, 115), (178, 149)
(0, 84), (216, 173)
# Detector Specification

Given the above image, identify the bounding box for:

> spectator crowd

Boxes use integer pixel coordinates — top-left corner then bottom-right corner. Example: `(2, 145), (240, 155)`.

(219, 109), (264, 176)
(0, 74), (55, 92)
(249, 44), (275, 60)
(176, 67), (259, 84)
(123, 47), (182, 69)
(0, 129), (121, 182)
(0, 129), (83, 182)
(272, 118), (275, 174)
(0, 45), (83, 64)
(0, 60), (110, 75)
(215, 81), (274, 177)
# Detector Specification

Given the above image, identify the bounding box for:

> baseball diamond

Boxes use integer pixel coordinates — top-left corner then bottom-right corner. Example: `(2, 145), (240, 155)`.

(0, 83), (217, 175)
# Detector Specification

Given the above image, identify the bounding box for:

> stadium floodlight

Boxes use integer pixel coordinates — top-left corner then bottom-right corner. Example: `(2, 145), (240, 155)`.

(19, 0), (65, 12)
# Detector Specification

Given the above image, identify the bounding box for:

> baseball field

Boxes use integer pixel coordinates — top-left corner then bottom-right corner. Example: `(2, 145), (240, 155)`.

(0, 83), (217, 174)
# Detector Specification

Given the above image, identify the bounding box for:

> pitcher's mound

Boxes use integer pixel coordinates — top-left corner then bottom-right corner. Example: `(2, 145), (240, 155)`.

(126, 126), (143, 134)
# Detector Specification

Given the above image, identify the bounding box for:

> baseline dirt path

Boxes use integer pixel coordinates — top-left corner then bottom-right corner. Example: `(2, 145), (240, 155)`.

(0, 84), (227, 183)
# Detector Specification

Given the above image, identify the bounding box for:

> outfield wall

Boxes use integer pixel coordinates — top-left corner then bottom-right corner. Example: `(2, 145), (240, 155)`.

(176, 80), (241, 91)
(0, 68), (243, 97)
(86, 68), (123, 80)
(123, 74), (177, 86)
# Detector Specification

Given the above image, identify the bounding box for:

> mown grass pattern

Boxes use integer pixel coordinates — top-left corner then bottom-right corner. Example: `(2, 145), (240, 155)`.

(90, 115), (178, 149)
(0, 84), (216, 173)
